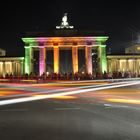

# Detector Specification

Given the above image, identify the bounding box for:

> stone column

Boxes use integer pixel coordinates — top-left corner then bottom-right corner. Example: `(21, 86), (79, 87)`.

(134, 59), (137, 74)
(3, 62), (5, 77)
(12, 62), (16, 76)
(24, 47), (33, 74)
(85, 46), (92, 74)
(11, 61), (13, 75)
(108, 59), (111, 73)
(72, 46), (78, 74)
(98, 45), (107, 73)
(20, 61), (24, 75)
(39, 47), (46, 76)
(126, 59), (129, 71)
(53, 46), (59, 73)
(118, 59), (120, 72)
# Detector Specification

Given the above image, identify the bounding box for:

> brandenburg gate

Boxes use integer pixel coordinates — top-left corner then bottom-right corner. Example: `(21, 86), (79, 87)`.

(22, 13), (108, 75)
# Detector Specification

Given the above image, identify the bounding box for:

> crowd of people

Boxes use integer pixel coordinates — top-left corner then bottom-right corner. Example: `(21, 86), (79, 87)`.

(1, 71), (140, 82)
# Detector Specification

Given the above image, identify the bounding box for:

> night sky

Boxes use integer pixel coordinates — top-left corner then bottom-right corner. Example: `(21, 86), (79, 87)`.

(0, 1), (140, 56)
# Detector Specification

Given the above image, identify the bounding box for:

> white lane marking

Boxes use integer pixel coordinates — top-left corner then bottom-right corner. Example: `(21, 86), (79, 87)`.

(0, 81), (140, 106)
(104, 104), (112, 107)
(53, 107), (80, 110)
(104, 104), (129, 108)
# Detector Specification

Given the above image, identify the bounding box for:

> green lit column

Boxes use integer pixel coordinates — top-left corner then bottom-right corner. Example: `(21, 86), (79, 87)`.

(98, 45), (107, 73)
(24, 47), (33, 74)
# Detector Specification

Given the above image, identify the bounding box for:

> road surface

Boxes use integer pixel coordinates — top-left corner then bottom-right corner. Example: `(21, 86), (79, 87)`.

(0, 80), (140, 140)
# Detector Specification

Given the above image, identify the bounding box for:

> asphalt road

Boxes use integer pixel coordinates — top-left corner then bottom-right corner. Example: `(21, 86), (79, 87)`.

(0, 80), (140, 140)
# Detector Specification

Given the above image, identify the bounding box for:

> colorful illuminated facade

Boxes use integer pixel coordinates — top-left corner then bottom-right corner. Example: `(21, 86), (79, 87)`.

(22, 36), (108, 75)
(0, 13), (139, 77)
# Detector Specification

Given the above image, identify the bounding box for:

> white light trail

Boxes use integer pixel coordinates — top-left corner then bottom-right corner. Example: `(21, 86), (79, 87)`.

(0, 81), (134, 99)
(0, 81), (140, 106)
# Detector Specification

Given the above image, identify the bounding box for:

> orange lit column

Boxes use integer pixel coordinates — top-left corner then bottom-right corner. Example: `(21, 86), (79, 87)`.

(53, 46), (59, 73)
(85, 46), (92, 74)
(39, 47), (46, 76)
(72, 46), (78, 73)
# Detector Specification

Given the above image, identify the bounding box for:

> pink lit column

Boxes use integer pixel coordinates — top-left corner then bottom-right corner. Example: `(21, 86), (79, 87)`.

(72, 46), (78, 73)
(85, 46), (92, 74)
(39, 47), (46, 76)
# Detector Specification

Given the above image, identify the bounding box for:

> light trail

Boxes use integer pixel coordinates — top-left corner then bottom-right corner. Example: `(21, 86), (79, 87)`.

(0, 81), (140, 106)
(0, 81), (135, 99)
(107, 99), (140, 104)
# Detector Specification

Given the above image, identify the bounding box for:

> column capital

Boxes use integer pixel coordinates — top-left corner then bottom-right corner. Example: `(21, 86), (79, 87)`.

(72, 45), (78, 48)
(99, 45), (106, 48)
(85, 45), (92, 47)
(24, 46), (31, 49)
(39, 46), (46, 49)
(53, 46), (59, 48)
